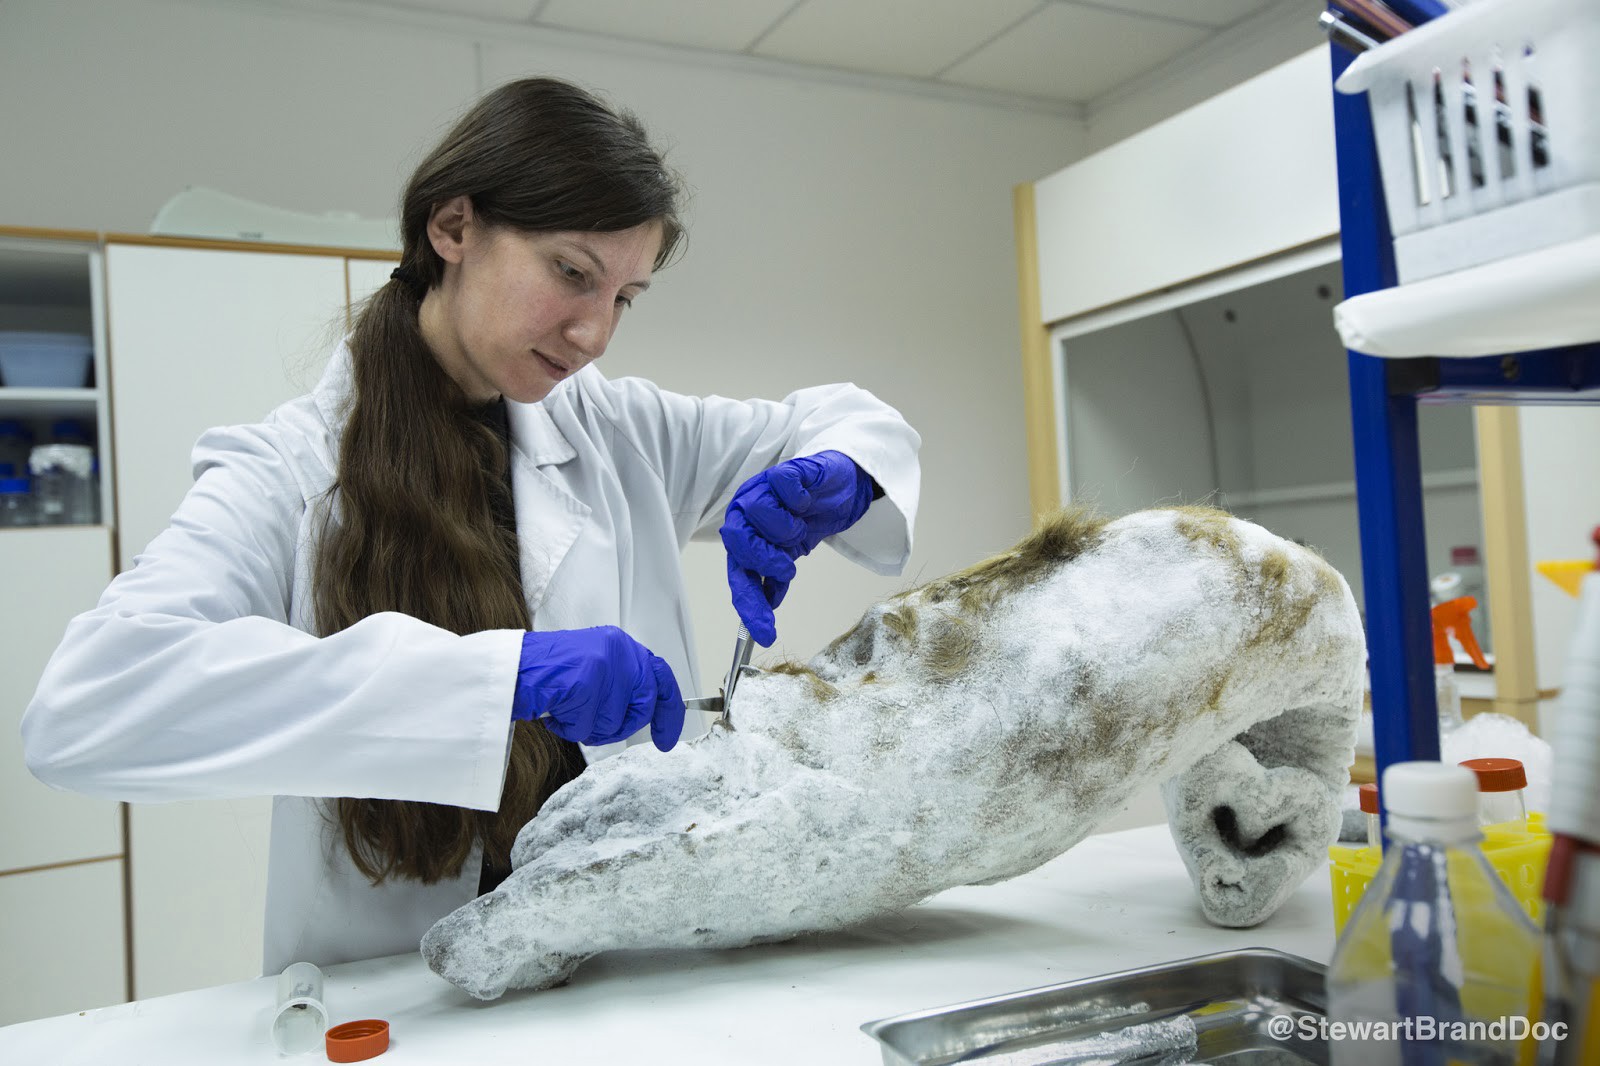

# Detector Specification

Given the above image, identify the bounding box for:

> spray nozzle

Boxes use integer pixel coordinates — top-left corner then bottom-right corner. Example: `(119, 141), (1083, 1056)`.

(1431, 595), (1489, 669)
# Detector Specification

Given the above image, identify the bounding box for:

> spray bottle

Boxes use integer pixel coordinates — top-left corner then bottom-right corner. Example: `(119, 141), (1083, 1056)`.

(1433, 595), (1490, 736)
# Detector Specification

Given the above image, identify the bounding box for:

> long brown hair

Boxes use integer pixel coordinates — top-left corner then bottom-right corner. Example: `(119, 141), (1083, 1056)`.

(314, 78), (685, 884)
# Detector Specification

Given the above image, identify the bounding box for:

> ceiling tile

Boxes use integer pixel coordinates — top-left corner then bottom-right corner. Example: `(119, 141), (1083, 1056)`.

(536, 0), (797, 52)
(1081, 0), (1281, 29)
(751, 0), (1043, 79)
(939, 3), (1210, 103)
(348, 0), (541, 20)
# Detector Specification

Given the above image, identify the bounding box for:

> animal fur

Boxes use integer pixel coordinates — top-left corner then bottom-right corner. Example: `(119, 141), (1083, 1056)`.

(421, 507), (1364, 998)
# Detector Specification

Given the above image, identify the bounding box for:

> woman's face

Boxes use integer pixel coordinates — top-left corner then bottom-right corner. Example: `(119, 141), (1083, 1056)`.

(421, 196), (662, 404)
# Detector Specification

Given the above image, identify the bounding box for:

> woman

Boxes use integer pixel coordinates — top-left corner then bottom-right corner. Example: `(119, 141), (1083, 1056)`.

(21, 78), (919, 972)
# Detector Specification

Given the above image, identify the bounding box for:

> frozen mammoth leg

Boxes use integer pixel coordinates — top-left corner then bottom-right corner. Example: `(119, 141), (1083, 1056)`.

(422, 736), (893, 1000)
(1162, 731), (1345, 928)
(422, 507), (1365, 997)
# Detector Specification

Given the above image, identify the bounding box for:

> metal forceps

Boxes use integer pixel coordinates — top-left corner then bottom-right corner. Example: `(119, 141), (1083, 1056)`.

(685, 623), (756, 726)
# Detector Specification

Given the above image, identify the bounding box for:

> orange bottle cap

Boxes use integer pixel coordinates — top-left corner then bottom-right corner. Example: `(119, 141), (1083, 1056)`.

(326, 1019), (389, 1062)
(1460, 757), (1527, 792)
(1358, 782), (1380, 814)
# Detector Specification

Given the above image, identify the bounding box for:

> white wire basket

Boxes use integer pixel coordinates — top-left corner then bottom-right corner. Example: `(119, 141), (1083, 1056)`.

(1336, 0), (1600, 283)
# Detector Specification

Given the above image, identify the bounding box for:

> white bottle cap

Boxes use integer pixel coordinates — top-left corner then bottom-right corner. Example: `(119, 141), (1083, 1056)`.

(1382, 761), (1480, 841)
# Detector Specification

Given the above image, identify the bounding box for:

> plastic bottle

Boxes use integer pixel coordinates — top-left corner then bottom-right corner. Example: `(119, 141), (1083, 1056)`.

(1433, 596), (1489, 738)
(42, 420), (98, 523)
(0, 420), (31, 477)
(27, 442), (94, 526)
(0, 476), (34, 527)
(1327, 761), (1541, 1066)
(1462, 757), (1530, 835)
(1434, 545), (1491, 653)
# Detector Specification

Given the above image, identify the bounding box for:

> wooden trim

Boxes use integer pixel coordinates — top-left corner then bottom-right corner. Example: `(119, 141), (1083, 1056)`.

(0, 224), (101, 244)
(1013, 184), (1060, 522)
(99, 249), (124, 577)
(0, 853), (122, 879)
(122, 803), (135, 1002)
(103, 232), (400, 261)
(0, 223), (400, 260)
(1476, 406), (1540, 706)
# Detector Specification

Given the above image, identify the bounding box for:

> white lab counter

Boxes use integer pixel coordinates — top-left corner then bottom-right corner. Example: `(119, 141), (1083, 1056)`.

(0, 825), (1338, 1064)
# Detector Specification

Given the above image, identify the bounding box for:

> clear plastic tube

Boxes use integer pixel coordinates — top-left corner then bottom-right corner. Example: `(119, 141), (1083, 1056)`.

(1359, 782), (1382, 852)
(1480, 788), (1528, 834)
(1436, 663), (1464, 734)
(1461, 757), (1530, 835)
(272, 961), (327, 1055)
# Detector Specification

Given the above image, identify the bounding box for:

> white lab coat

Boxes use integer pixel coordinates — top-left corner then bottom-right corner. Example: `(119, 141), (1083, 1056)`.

(21, 341), (919, 974)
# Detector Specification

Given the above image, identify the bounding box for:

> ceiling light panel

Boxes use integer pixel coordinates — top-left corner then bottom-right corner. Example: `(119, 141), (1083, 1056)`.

(1079, 0), (1281, 29)
(350, 0), (541, 20)
(750, 0), (1043, 79)
(939, 2), (1210, 103)
(537, 0), (799, 52)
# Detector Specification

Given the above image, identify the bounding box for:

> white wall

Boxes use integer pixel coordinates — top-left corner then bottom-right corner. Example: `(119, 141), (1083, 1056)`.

(0, 0), (1086, 684)
(1061, 312), (1216, 516)
(1083, 1), (1325, 154)
(1521, 408), (1600, 691)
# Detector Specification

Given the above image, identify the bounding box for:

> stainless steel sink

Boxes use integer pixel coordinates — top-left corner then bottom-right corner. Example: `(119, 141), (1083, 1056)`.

(861, 947), (1328, 1065)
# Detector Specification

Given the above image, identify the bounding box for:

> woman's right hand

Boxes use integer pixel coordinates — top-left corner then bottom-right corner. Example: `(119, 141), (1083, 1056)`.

(513, 628), (685, 752)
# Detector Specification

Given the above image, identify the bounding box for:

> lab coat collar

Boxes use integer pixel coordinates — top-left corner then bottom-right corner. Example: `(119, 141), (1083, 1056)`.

(507, 392), (577, 468)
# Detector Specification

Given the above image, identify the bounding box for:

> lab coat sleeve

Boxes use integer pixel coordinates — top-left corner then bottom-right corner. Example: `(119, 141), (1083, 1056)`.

(588, 373), (920, 576)
(20, 423), (519, 811)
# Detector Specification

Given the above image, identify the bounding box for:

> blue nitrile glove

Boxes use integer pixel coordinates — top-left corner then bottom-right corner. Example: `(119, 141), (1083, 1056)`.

(512, 627), (686, 752)
(719, 450), (875, 647)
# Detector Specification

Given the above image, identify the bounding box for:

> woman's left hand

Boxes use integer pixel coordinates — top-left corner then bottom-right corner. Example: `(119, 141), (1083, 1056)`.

(719, 450), (875, 647)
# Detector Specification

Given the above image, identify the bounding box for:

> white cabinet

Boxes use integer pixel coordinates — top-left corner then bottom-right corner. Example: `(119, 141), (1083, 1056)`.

(0, 527), (121, 872)
(102, 242), (359, 999)
(124, 796), (275, 1000)
(1032, 48), (1339, 325)
(0, 861), (126, 1027)
(4, 233), (397, 1014)
(345, 255), (396, 311)
(0, 233), (115, 526)
(0, 528), (126, 1027)
(105, 243), (346, 571)
(0, 231), (125, 1025)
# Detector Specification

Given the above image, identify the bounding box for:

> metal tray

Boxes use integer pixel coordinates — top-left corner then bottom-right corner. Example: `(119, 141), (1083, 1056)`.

(860, 947), (1328, 1065)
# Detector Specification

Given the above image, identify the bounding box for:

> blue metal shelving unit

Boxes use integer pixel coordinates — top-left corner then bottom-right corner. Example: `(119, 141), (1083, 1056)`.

(1329, 0), (1600, 787)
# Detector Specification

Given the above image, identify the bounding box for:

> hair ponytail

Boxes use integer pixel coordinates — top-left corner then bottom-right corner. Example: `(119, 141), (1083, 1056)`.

(313, 77), (682, 884)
